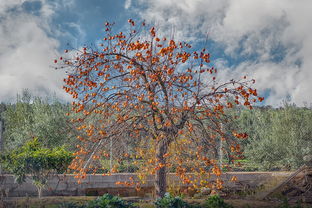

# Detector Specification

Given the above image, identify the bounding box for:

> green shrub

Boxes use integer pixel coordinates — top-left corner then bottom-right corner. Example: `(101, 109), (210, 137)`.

(86, 194), (135, 208)
(0, 138), (73, 198)
(155, 193), (192, 208)
(203, 195), (233, 208)
(117, 163), (139, 173)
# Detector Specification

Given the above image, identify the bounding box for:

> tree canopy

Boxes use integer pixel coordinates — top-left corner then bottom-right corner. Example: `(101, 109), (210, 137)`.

(0, 138), (73, 198)
(59, 20), (262, 198)
(1, 90), (74, 150)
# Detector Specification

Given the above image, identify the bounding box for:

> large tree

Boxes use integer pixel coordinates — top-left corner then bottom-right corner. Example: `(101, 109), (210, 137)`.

(59, 20), (262, 198)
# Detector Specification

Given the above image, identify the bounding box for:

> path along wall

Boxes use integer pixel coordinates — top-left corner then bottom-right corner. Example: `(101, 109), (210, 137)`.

(0, 172), (292, 197)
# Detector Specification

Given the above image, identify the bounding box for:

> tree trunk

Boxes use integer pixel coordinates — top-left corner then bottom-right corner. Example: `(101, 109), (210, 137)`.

(37, 186), (42, 198)
(155, 138), (169, 198)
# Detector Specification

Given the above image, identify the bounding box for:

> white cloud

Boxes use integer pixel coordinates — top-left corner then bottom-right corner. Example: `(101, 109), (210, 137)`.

(132, 0), (312, 106)
(125, 0), (132, 9)
(0, 0), (23, 14)
(0, 0), (70, 102)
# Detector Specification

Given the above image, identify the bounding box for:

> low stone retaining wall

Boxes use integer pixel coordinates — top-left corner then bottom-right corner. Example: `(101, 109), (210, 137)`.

(0, 172), (292, 197)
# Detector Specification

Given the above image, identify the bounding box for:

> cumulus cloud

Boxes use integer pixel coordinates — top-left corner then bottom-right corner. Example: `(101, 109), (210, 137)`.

(0, 0), (70, 102)
(132, 0), (312, 106)
(124, 0), (132, 9)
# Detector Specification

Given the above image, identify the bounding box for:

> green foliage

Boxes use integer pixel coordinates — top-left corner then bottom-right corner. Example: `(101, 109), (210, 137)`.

(2, 89), (74, 150)
(117, 162), (140, 173)
(0, 138), (73, 197)
(239, 104), (312, 170)
(2, 90), (312, 173)
(223, 103), (312, 171)
(99, 159), (140, 173)
(85, 194), (135, 208)
(155, 193), (193, 208)
(203, 195), (233, 208)
(0, 102), (6, 117)
(58, 194), (136, 208)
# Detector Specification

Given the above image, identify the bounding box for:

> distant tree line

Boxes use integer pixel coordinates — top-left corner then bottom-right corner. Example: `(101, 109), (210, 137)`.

(0, 90), (311, 171)
(234, 104), (312, 170)
(0, 90), (77, 150)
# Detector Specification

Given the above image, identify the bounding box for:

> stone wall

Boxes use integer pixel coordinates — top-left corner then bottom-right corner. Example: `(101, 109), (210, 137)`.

(0, 172), (292, 197)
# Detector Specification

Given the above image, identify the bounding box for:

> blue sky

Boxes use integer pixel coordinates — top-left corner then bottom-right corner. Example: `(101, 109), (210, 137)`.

(0, 0), (311, 106)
